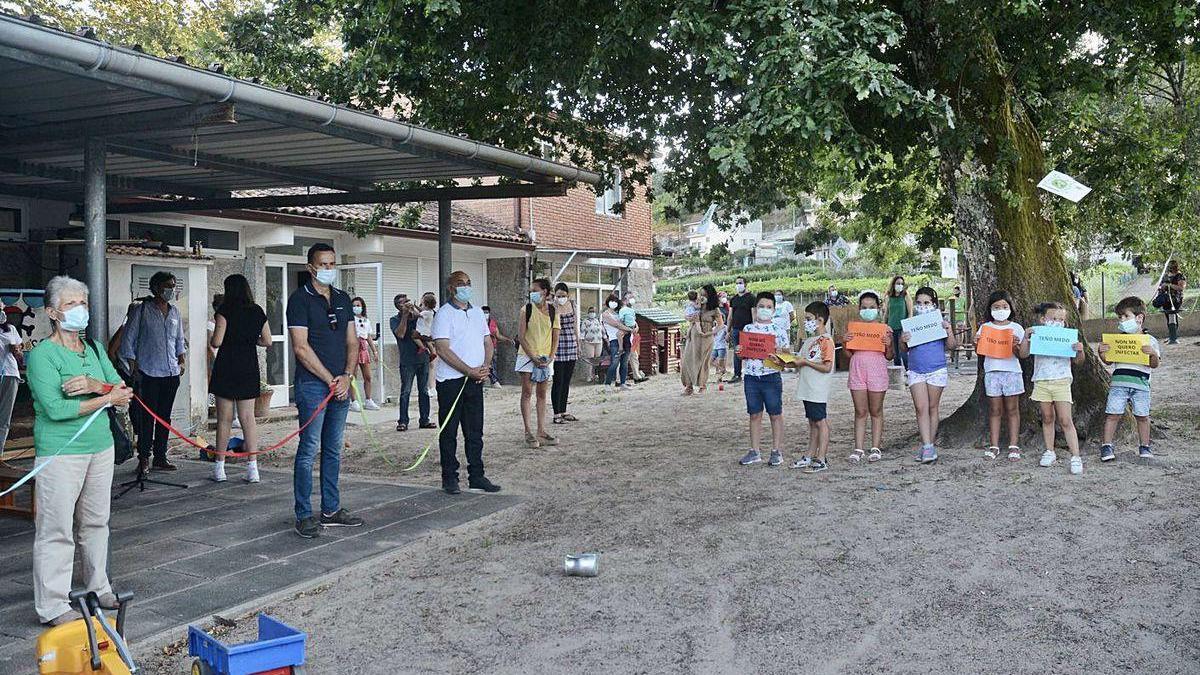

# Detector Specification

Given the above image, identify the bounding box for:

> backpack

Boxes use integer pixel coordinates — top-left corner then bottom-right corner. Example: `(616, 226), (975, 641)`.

(525, 302), (556, 326)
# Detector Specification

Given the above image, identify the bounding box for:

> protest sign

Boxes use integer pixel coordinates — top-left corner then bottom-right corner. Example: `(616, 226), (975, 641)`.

(900, 310), (947, 347)
(845, 321), (888, 352)
(739, 331), (776, 360)
(1029, 325), (1078, 358)
(1102, 333), (1151, 365)
(1038, 170), (1092, 202)
(976, 325), (1016, 359)
(939, 248), (959, 279)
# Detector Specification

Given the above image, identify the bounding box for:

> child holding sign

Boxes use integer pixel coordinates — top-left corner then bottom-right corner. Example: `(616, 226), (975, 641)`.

(1097, 296), (1161, 462)
(1019, 302), (1086, 474)
(845, 291), (893, 464)
(736, 292), (792, 467)
(900, 287), (957, 464)
(975, 291), (1025, 461)
(791, 302), (836, 473)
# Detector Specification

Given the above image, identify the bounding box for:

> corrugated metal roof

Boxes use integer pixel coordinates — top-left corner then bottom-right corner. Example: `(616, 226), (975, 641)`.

(0, 14), (599, 203)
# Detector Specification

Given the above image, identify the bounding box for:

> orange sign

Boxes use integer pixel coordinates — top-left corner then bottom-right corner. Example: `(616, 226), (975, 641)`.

(845, 321), (888, 352)
(739, 331), (777, 360)
(977, 325), (1015, 359)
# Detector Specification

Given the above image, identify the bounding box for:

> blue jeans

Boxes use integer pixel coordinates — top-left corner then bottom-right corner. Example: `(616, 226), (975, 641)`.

(293, 378), (350, 521)
(398, 360), (431, 426)
(604, 338), (627, 385)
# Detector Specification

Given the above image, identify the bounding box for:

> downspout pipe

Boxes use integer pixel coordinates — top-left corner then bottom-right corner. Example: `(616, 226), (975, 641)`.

(0, 16), (602, 186)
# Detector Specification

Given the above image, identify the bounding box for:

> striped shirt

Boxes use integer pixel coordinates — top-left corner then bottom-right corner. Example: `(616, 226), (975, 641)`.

(555, 311), (579, 362)
(1110, 334), (1160, 391)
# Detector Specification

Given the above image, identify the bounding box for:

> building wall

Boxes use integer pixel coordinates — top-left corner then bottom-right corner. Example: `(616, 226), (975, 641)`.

(486, 256), (528, 385)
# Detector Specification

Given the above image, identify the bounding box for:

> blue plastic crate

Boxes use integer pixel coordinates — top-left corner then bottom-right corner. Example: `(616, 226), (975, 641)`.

(188, 614), (306, 675)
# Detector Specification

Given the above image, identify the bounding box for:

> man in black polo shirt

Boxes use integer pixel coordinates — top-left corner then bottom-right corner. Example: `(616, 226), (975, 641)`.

(728, 275), (755, 383)
(390, 293), (435, 432)
(286, 243), (363, 538)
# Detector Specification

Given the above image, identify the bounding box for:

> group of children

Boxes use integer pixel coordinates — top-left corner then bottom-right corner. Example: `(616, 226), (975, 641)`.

(734, 286), (1161, 476)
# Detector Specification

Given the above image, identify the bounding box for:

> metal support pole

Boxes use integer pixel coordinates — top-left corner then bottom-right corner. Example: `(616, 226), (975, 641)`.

(438, 199), (452, 304)
(83, 137), (107, 341)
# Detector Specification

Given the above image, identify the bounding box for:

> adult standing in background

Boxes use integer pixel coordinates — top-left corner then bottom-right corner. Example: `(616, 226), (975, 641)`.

(602, 293), (631, 389)
(579, 305), (604, 383)
(349, 296), (381, 412)
(0, 308), (21, 461)
(287, 243), (363, 539)
(884, 274), (913, 368)
(1069, 271), (1089, 319)
(391, 293), (435, 432)
(517, 278), (560, 448)
(26, 275), (132, 626)
(680, 284), (723, 395)
(431, 271), (500, 494)
(208, 274), (271, 484)
(481, 305), (513, 388)
(728, 276), (755, 383)
(1160, 260), (1187, 344)
(120, 271), (186, 477)
(773, 289), (795, 348)
(551, 282), (579, 424)
(825, 285), (848, 307)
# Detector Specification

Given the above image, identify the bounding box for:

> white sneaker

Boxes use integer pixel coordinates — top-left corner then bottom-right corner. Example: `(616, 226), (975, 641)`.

(232, 417), (241, 429)
(1069, 456), (1083, 475)
(349, 400), (361, 413)
(212, 462), (227, 483)
(1039, 450), (1057, 467)
(364, 399), (381, 411)
(245, 461), (260, 483)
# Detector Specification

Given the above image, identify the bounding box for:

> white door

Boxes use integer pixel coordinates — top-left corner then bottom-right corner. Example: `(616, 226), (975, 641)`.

(264, 263), (290, 407)
(339, 262), (386, 402)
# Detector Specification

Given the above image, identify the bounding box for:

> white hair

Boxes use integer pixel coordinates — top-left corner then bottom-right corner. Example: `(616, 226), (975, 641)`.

(45, 275), (89, 311)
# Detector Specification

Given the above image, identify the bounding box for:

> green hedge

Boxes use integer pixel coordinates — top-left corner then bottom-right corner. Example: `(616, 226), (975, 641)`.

(655, 263), (827, 294)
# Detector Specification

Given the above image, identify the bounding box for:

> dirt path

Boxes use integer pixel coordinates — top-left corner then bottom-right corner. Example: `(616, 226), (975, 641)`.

(138, 344), (1200, 674)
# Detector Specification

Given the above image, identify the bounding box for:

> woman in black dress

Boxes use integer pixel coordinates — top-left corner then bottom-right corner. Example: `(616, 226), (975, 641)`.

(209, 274), (271, 483)
(1160, 260), (1187, 344)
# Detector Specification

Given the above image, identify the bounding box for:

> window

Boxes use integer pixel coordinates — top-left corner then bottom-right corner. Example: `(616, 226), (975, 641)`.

(595, 168), (623, 218)
(265, 236), (336, 257)
(129, 221), (185, 248)
(189, 226), (240, 252)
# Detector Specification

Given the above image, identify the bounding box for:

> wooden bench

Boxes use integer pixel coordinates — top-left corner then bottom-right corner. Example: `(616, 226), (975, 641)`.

(0, 459), (35, 520)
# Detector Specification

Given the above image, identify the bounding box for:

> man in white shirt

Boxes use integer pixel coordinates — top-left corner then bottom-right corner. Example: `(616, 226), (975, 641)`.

(0, 311), (21, 456)
(431, 271), (500, 495)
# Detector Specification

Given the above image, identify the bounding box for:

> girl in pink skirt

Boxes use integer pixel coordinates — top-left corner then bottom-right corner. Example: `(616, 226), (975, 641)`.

(846, 290), (893, 463)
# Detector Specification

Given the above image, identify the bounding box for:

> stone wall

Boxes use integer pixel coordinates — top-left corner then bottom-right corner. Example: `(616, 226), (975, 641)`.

(487, 256), (528, 385)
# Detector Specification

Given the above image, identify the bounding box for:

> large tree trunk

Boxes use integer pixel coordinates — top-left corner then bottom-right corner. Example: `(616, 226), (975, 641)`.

(933, 31), (1110, 448)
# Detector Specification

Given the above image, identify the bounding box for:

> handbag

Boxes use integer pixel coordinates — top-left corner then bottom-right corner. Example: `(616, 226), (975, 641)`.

(86, 339), (135, 465)
(1151, 288), (1168, 309)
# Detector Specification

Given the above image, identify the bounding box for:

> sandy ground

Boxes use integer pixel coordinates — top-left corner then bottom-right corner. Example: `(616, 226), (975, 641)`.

(137, 344), (1200, 674)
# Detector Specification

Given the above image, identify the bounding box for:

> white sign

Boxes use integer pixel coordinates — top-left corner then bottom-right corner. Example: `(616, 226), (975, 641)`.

(829, 237), (851, 271)
(939, 247), (958, 280)
(1038, 170), (1092, 203)
(900, 309), (948, 347)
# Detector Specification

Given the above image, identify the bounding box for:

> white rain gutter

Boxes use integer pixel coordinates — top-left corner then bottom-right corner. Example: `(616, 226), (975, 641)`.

(0, 15), (602, 186)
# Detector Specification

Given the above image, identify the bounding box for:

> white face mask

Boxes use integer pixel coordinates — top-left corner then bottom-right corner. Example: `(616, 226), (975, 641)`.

(774, 294), (784, 304)
(1044, 319), (1065, 328)
(736, 283), (746, 293)
(607, 301), (618, 310)
(625, 298), (635, 307)
(756, 307), (773, 322)
(804, 319), (818, 334)
(314, 268), (337, 286)
(588, 312), (597, 319)
(1118, 317), (1140, 334)
(555, 296), (568, 306)
(915, 304), (936, 315)
(352, 306), (363, 316)
(894, 282), (905, 293)
(992, 308), (1011, 322)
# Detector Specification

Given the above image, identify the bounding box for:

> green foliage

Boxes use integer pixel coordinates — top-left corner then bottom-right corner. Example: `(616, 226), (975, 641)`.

(656, 275), (952, 305)
(704, 242), (732, 270)
(792, 222), (834, 256)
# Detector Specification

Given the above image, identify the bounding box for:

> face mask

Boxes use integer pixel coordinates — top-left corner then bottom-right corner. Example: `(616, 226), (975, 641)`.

(915, 304), (936, 315)
(1045, 319), (1065, 328)
(626, 298), (635, 307)
(483, 312), (490, 319)
(774, 294), (784, 304)
(529, 291), (543, 305)
(60, 305), (89, 332)
(1119, 318), (1140, 334)
(736, 283), (746, 293)
(894, 283), (905, 293)
(555, 296), (568, 306)
(314, 268), (337, 286)
(352, 306), (363, 315)
(455, 285), (473, 303)
(859, 308), (879, 321)
(608, 301), (618, 310)
(157, 286), (175, 300)
(830, 290), (838, 297)
(698, 297), (707, 306)
(720, 297), (728, 305)
(756, 307), (773, 322)
(992, 308), (1011, 322)
(804, 319), (818, 334)
(588, 312), (597, 319)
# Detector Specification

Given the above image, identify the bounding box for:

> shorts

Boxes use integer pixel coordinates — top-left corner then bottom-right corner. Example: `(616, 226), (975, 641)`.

(984, 371), (1025, 397)
(744, 372), (783, 416)
(711, 347), (727, 361)
(515, 353), (552, 378)
(848, 353), (889, 392)
(1031, 377), (1073, 403)
(356, 337), (372, 365)
(1105, 385), (1151, 417)
(907, 368), (948, 388)
(802, 400), (827, 421)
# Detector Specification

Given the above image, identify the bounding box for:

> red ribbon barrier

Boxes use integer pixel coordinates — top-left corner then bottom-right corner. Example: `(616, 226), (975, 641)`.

(131, 387), (338, 458)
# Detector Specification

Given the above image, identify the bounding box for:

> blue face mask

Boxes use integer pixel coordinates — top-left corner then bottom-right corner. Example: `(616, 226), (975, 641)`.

(314, 268), (337, 286)
(859, 307), (879, 321)
(1118, 318), (1140, 334)
(61, 305), (89, 332)
(455, 285), (473, 303)
(756, 307), (774, 322)
(529, 291), (543, 305)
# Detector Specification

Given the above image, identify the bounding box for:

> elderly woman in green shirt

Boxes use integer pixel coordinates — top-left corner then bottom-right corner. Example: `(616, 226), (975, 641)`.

(26, 275), (133, 626)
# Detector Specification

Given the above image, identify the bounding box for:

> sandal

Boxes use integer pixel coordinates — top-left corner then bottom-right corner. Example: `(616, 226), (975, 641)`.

(1007, 445), (1022, 461)
(983, 446), (999, 460)
(848, 448), (865, 464)
(525, 432), (540, 449)
(868, 447), (882, 463)
(562, 414), (578, 422)
(552, 416), (566, 425)
(396, 423), (408, 432)
(539, 432), (559, 447)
